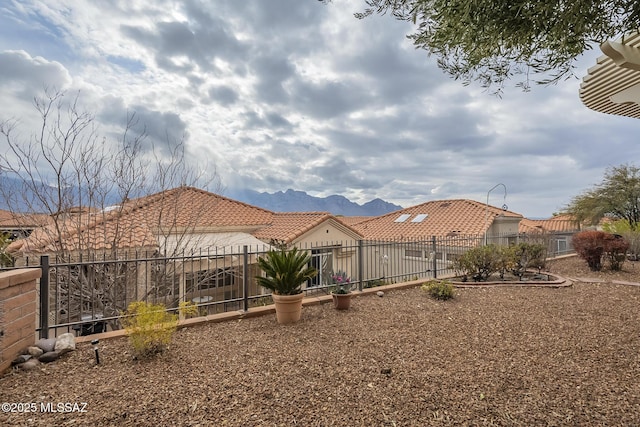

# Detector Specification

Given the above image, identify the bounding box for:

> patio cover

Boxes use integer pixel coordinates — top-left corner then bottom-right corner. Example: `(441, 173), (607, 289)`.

(580, 32), (640, 119)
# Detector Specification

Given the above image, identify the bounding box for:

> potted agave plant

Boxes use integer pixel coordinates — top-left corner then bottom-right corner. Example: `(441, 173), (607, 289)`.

(331, 270), (353, 310)
(256, 246), (318, 324)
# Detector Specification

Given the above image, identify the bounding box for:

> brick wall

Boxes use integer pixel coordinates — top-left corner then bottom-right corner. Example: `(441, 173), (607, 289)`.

(0, 268), (41, 373)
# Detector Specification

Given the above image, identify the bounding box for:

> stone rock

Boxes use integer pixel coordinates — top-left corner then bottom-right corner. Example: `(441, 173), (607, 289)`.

(38, 351), (60, 363)
(18, 358), (41, 371)
(54, 332), (76, 354)
(27, 346), (44, 357)
(376, 291), (384, 297)
(35, 338), (57, 353)
(11, 354), (31, 365)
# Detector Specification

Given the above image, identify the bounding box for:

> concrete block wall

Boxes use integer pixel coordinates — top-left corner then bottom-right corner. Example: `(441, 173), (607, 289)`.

(0, 268), (41, 373)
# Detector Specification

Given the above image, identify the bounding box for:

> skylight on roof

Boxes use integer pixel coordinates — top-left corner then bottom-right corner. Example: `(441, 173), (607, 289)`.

(394, 214), (411, 223)
(411, 214), (428, 223)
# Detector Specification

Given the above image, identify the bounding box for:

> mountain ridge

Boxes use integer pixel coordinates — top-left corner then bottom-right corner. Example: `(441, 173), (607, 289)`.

(227, 188), (403, 217)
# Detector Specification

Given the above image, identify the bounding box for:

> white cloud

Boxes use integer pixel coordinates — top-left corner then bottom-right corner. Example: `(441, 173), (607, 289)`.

(1, 0), (639, 219)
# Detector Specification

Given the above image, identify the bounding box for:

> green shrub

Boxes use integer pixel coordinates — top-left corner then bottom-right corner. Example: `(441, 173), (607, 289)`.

(421, 280), (455, 300)
(454, 245), (500, 281)
(121, 301), (198, 359)
(511, 242), (547, 276)
(256, 247), (318, 295)
(496, 245), (517, 279)
(0, 232), (14, 267)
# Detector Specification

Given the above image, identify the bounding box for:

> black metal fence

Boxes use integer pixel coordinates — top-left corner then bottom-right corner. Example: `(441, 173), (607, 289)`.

(3, 232), (575, 338)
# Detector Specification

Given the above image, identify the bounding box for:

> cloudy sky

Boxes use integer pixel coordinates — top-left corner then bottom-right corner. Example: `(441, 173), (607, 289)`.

(1, 0), (639, 218)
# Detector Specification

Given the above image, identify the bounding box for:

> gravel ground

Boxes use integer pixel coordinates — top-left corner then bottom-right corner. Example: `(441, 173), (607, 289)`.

(2, 256), (640, 426)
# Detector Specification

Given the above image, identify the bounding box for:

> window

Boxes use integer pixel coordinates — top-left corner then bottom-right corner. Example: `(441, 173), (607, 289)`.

(394, 214), (411, 223)
(309, 248), (332, 287)
(405, 249), (422, 258)
(186, 268), (235, 292)
(556, 237), (568, 254)
(411, 214), (428, 223)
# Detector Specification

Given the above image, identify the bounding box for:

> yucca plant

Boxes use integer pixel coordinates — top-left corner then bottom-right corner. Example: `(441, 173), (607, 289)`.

(256, 247), (318, 295)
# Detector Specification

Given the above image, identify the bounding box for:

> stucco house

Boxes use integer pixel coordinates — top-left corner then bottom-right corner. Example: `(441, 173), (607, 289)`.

(6, 186), (363, 325)
(0, 209), (51, 240)
(349, 199), (523, 281)
(518, 214), (582, 256)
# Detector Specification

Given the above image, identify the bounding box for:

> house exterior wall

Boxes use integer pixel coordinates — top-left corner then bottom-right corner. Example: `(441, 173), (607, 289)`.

(291, 221), (362, 289)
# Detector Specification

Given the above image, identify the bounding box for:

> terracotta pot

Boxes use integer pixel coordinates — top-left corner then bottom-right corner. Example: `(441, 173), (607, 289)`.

(271, 293), (304, 324)
(332, 293), (352, 310)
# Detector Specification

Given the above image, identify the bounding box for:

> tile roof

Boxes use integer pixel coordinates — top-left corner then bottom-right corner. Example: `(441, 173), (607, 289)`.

(337, 216), (374, 227)
(518, 215), (582, 234)
(6, 187), (364, 254)
(7, 186), (275, 254)
(352, 199), (522, 240)
(119, 186), (275, 229)
(0, 209), (51, 229)
(252, 212), (363, 243)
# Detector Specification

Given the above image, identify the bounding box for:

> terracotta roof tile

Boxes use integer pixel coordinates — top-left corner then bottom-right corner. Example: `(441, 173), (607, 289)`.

(519, 216), (582, 233)
(0, 209), (51, 228)
(352, 199), (522, 240)
(338, 216), (374, 226)
(8, 187), (275, 254)
(252, 212), (363, 243)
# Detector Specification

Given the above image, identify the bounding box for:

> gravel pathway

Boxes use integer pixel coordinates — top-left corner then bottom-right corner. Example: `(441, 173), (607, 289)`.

(1, 256), (639, 426)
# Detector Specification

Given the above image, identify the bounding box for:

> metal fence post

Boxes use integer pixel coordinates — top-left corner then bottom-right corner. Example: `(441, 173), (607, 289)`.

(39, 255), (49, 339)
(358, 239), (364, 291)
(431, 236), (437, 279)
(243, 245), (249, 312)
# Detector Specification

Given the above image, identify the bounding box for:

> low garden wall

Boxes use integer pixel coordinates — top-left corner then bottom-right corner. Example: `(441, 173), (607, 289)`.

(0, 268), (41, 373)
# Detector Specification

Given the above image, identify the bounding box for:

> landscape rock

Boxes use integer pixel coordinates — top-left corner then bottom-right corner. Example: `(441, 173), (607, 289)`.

(38, 351), (60, 363)
(27, 346), (44, 357)
(11, 354), (31, 365)
(376, 291), (384, 297)
(18, 358), (41, 371)
(54, 332), (76, 354)
(35, 338), (57, 353)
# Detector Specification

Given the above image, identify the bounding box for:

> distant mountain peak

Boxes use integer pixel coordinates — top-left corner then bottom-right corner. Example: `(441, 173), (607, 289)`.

(227, 188), (402, 217)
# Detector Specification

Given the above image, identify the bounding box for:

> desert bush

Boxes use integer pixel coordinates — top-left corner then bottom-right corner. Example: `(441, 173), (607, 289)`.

(603, 234), (630, 271)
(602, 219), (640, 260)
(121, 301), (198, 359)
(622, 231), (640, 260)
(572, 231), (606, 271)
(0, 232), (14, 267)
(454, 245), (500, 281)
(572, 231), (630, 271)
(495, 245), (517, 279)
(511, 242), (547, 276)
(421, 280), (455, 300)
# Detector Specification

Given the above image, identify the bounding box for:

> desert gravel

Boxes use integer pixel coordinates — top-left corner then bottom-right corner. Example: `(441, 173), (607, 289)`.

(1, 256), (640, 426)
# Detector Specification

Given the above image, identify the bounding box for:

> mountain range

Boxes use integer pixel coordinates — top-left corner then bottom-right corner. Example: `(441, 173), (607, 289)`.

(0, 174), (403, 217)
(227, 189), (403, 217)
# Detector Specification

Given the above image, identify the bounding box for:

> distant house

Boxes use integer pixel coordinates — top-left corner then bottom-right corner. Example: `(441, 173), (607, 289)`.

(6, 186), (363, 322)
(518, 214), (583, 256)
(0, 209), (51, 240)
(349, 199), (523, 281)
(253, 211), (363, 287)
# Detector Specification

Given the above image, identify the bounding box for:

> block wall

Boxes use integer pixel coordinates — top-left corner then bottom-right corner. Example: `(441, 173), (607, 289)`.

(0, 268), (41, 373)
